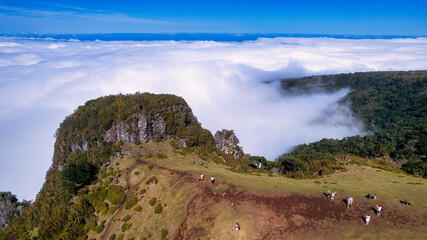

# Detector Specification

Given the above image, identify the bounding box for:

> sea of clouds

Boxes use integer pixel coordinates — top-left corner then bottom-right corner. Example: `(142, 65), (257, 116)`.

(1, 37), (427, 200)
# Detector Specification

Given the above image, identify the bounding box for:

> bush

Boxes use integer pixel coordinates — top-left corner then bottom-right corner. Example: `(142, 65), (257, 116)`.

(154, 204), (163, 214)
(86, 220), (97, 231)
(122, 215), (131, 222)
(148, 165), (154, 171)
(146, 153), (153, 158)
(134, 206), (142, 212)
(134, 171), (140, 176)
(157, 153), (168, 159)
(100, 204), (109, 215)
(121, 223), (132, 232)
(113, 145), (121, 152)
(109, 234), (116, 240)
(161, 229), (168, 239)
(125, 196), (138, 210)
(117, 234), (124, 240)
(100, 169), (108, 178)
(145, 176), (158, 185)
(108, 205), (119, 214)
(119, 140), (124, 146)
(95, 220), (106, 234)
(107, 185), (126, 205)
(139, 189), (146, 194)
(148, 198), (156, 206)
(62, 158), (98, 194)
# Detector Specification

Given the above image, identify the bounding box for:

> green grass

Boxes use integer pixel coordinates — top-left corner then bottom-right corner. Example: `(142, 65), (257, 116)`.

(96, 141), (427, 240)
(127, 142), (427, 208)
(213, 185), (229, 193)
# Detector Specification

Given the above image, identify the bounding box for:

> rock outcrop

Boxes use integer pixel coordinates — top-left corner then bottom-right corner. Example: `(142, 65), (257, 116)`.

(214, 129), (244, 159)
(0, 192), (28, 230)
(104, 113), (167, 144)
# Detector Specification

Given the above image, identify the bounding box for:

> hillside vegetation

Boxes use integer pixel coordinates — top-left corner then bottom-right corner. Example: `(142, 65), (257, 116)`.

(279, 71), (427, 177)
(2, 71), (427, 239)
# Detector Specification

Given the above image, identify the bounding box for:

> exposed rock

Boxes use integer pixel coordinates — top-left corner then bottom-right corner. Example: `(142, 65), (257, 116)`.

(199, 161), (205, 166)
(103, 113), (168, 144)
(70, 140), (88, 153)
(396, 159), (408, 168)
(0, 192), (29, 230)
(189, 160), (195, 165)
(214, 129), (244, 159)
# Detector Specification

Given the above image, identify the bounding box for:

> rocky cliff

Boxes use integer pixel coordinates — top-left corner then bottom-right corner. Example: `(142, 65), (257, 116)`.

(0, 192), (29, 230)
(214, 129), (244, 159)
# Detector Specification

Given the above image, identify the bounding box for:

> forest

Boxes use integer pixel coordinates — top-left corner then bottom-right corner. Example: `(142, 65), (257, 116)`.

(278, 71), (427, 177)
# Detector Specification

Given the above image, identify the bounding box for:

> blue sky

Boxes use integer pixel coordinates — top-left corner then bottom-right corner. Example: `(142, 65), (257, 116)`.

(0, 0), (426, 35)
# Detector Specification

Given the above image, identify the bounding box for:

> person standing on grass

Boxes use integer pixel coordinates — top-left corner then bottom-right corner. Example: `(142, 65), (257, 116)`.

(377, 204), (382, 215)
(365, 214), (371, 225)
(349, 197), (354, 207)
(330, 192), (336, 201)
(211, 176), (215, 184)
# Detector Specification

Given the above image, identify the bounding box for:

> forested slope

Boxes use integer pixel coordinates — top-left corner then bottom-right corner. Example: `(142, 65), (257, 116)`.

(279, 71), (427, 177)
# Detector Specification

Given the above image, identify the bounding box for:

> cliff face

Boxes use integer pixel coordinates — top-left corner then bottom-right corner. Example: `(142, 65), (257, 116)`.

(214, 129), (244, 159)
(0, 192), (28, 230)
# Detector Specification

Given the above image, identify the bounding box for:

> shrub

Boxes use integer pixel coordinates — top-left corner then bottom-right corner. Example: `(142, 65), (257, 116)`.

(109, 234), (116, 240)
(108, 205), (119, 214)
(157, 153), (168, 159)
(100, 169), (108, 178)
(117, 234), (124, 240)
(161, 229), (168, 239)
(77, 235), (88, 240)
(146, 153), (153, 158)
(148, 198), (157, 206)
(116, 162), (120, 166)
(170, 141), (179, 149)
(139, 189), (146, 195)
(125, 196), (138, 210)
(154, 204), (163, 214)
(119, 140), (124, 146)
(100, 204), (109, 215)
(62, 158), (98, 194)
(148, 165), (153, 171)
(145, 176), (158, 185)
(121, 223), (132, 232)
(122, 215), (131, 222)
(95, 220), (106, 234)
(134, 171), (140, 176)
(107, 185), (126, 205)
(134, 206), (142, 212)
(113, 145), (121, 152)
(86, 220), (96, 231)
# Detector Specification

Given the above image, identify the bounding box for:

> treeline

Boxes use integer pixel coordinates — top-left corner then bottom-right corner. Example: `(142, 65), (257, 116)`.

(280, 71), (427, 177)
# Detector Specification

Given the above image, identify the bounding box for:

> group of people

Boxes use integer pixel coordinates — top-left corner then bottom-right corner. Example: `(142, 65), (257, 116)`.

(364, 205), (383, 225)
(325, 190), (386, 226)
(364, 193), (377, 200)
(199, 173), (215, 184)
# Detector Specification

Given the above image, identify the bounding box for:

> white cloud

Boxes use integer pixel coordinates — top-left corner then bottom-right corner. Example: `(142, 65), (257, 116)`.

(1, 36), (426, 200)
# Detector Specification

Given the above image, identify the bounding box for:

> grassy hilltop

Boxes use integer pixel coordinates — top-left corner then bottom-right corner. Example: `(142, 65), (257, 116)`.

(2, 71), (427, 239)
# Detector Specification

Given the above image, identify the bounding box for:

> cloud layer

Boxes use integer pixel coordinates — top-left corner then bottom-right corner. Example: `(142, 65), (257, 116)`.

(1, 37), (427, 200)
